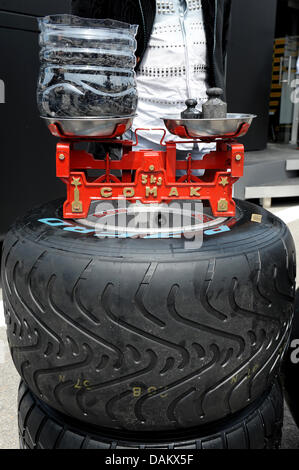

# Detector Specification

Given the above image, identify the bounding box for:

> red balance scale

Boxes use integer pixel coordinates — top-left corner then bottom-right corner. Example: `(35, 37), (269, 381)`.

(44, 111), (255, 220)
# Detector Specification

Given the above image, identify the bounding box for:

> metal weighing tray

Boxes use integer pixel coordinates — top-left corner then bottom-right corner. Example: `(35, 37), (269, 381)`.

(43, 116), (135, 138)
(162, 113), (256, 139)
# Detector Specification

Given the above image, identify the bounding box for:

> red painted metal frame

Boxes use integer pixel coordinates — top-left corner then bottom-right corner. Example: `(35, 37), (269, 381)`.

(52, 124), (245, 219)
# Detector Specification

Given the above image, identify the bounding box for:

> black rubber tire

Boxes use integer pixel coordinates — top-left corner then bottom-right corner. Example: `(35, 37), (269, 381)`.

(2, 198), (296, 432)
(282, 288), (299, 427)
(18, 379), (284, 449)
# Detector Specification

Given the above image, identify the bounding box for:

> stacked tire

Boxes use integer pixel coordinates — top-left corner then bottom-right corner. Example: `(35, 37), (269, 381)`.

(2, 198), (296, 449)
(282, 289), (299, 428)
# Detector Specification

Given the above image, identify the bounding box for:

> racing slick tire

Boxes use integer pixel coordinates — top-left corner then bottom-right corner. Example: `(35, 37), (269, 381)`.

(18, 380), (284, 449)
(2, 198), (296, 431)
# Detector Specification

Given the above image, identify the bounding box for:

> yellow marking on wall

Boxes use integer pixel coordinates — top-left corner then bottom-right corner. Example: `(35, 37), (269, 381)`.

(274, 38), (285, 45)
(270, 92), (281, 98)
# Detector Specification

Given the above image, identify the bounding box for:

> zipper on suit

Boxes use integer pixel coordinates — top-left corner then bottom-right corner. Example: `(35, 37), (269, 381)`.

(137, 0), (147, 57)
(179, 0), (191, 98)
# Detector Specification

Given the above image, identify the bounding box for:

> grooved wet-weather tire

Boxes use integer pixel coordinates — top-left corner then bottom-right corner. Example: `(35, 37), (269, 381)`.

(282, 288), (299, 427)
(18, 380), (284, 449)
(2, 198), (296, 431)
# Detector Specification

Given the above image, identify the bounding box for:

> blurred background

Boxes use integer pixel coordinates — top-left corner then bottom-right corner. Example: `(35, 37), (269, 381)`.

(0, 0), (299, 237)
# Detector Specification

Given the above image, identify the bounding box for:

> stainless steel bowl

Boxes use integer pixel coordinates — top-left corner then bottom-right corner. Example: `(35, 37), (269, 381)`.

(162, 113), (256, 139)
(43, 115), (135, 138)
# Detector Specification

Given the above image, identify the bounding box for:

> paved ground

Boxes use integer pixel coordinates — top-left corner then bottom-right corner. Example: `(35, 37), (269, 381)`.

(0, 199), (299, 449)
(0, 328), (19, 449)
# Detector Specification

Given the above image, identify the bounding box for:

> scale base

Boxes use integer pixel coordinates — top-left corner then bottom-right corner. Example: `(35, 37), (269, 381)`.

(51, 124), (245, 220)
